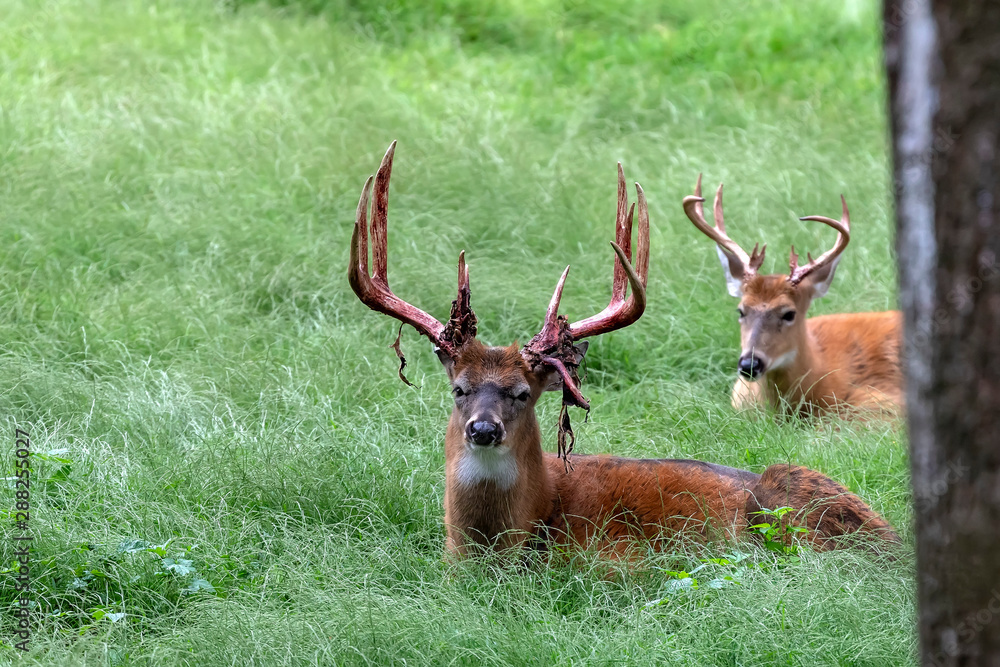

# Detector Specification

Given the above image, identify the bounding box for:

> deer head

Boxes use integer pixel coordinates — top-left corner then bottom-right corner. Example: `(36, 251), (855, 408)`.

(349, 142), (649, 465)
(683, 175), (850, 380)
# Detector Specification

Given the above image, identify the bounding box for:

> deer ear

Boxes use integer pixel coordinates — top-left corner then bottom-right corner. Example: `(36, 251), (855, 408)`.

(717, 245), (745, 297)
(803, 255), (842, 299)
(538, 341), (589, 392)
(434, 347), (456, 379)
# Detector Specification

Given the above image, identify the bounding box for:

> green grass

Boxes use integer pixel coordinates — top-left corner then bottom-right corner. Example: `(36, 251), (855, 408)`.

(0, 0), (915, 663)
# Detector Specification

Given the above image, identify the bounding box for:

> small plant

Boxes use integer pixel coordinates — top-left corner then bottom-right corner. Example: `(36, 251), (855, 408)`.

(749, 506), (810, 560)
(644, 553), (749, 608)
(120, 540), (216, 594)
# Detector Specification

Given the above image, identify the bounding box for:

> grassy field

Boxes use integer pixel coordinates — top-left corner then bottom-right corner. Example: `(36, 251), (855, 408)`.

(0, 0), (915, 664)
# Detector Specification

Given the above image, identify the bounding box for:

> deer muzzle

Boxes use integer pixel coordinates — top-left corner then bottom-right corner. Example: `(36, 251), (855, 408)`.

(465, 417), (506, 447)
(738, 353), (766, 379)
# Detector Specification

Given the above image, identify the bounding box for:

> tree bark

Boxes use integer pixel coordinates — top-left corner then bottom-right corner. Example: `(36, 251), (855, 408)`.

(886, 0), (1000, 664)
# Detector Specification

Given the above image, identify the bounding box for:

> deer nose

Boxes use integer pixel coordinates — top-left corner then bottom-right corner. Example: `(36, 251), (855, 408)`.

(738, 355), (765, 379)
(466, 420), (503, 446)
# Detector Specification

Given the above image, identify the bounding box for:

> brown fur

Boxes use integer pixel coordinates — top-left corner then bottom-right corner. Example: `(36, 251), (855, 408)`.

(745, 464), (900, 550)
(442, 341), (899, 558)
(732, 274), (903, 417)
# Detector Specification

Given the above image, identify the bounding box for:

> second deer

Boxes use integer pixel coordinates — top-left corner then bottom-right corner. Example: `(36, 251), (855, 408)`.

(683, 176), (903, 417)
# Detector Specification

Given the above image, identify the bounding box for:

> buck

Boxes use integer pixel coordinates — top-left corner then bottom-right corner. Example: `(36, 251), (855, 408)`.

(683, 176), (903, 417)
(349, 143), (898, 558)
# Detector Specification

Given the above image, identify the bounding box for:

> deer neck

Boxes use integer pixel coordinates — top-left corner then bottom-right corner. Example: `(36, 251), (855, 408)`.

(765, 323), (836, 412)
(443, 409), (554, 551)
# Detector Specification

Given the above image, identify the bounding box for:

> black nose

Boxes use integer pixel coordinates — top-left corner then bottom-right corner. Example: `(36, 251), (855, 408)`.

(466, 420), (501, 446)
(738, 355), (765, 379)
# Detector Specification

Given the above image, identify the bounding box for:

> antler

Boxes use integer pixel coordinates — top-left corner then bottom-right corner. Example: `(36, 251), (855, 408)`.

(788, 195), (851, 286)
(521, 163), (650, 409)
(569, 163), (650, 339)
(348, 141), (476, 359)
(682, 174), (765, 280)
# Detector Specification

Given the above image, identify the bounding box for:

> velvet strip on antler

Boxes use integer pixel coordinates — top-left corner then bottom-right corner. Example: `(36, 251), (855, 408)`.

(439, 251), (478, 353)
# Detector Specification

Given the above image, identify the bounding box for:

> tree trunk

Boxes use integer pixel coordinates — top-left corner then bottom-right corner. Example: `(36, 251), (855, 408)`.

(885, 0), (1000, 664)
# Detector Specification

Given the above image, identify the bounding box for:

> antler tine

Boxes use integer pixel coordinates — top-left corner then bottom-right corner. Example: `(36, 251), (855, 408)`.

(350, 175), (374, 288)
(788, 195), (851, 285)
(348, 142), (452, 351)
(457, 250), (469, 294)
(713, 180), (726, 232)
(370, 141), (395, 286)
(524, 265), (571, 355)
(612, 203), (635, 302)
(611, 162), (633, 302)
(545, 266), (571, 328)
(692, 172), (704, 219)
(568, 179), (649, 340)
(682, 175), (757, 273)
(634, 182), (650, 295)
(748, 242), (766, 272)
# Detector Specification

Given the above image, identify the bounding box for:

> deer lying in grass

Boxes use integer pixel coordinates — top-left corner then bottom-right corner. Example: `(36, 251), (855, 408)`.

(348, 144), (899, 558)
(683, 176), (903, 417)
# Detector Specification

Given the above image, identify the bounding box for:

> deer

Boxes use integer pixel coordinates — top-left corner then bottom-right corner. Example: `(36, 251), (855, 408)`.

(683, 176), (903, 418)
(348, 143), (899, 560)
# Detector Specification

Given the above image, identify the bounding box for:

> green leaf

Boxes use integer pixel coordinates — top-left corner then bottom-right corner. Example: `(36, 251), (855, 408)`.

(149, 541), (173, 558)
(118, 539), (150, 554)
(69, 577), (90, 590)
(664, 577), (696, 593)
(162, 558), (196, 576)
(184, 578), (216, 594)
(34, 452), (73, 464)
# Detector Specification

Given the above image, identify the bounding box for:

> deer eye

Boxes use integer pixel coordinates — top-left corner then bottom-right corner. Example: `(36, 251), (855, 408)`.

(516, 391), (530, 402)
(452, 386), (465, 398)
(737, 308), (746, 319)
(782, 311), (796, 323)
